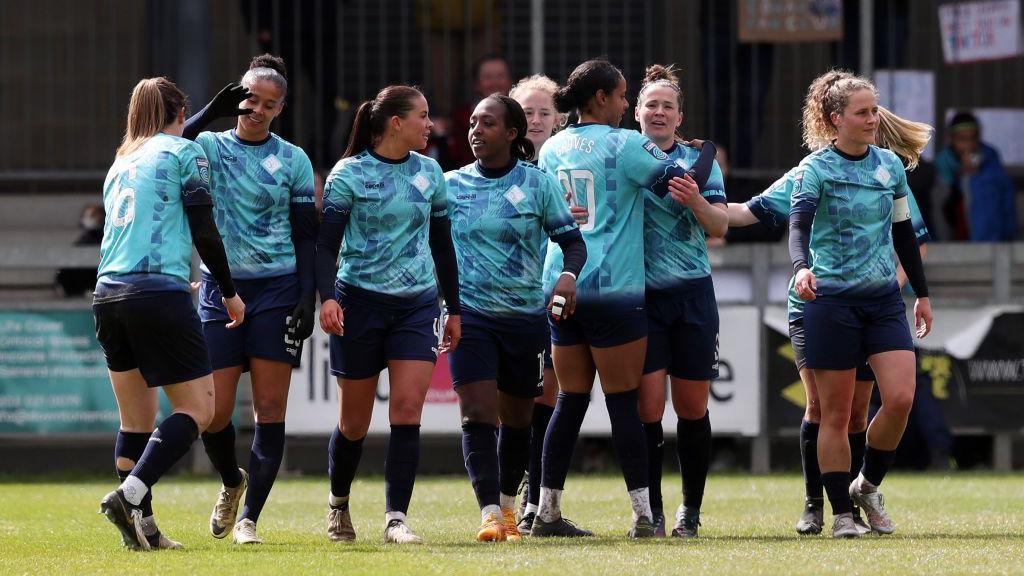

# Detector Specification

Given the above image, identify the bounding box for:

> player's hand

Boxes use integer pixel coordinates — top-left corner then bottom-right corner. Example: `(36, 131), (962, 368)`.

(914, 297), (933, 338)
(190, 281), (201, 293)
(569, 205), (589, 225)
(682, 138), (705, 149)
(209, 83), (253, 118)
(668, 173), (700, 207)
(794, 269), (817, 301)
(320, 299), (345, 336)
(439, 313), (461, 353)
(548, 273), (577, 321)
(222, 294), (246, 329)
(285, 294), (316, 342)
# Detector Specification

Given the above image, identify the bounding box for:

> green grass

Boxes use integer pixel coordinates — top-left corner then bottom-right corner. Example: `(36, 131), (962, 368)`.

(1, 473), (1022, 575)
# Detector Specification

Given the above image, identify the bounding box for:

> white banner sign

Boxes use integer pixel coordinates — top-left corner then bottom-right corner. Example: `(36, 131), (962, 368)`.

(939, 0), (1022, 64)
(875, 70), (937, 161)
(287, 306), (762, 437)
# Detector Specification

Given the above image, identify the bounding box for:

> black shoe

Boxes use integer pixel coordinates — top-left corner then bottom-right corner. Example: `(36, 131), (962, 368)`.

(99, 490), (150, 551)
(795, 499), (824, 535)
(517, 512), (536, 536)
(531, 515), (594, 538)
(628, 515), (656, 538)
(671, 514), (700, 538)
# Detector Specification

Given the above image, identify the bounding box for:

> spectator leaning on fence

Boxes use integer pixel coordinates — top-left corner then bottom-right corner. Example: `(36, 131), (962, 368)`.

(936, 111), (1018, 242)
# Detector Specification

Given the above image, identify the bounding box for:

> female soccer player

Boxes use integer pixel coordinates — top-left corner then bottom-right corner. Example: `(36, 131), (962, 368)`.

(532, 58), (715, 538)
(508, 73), (573, 533)
(96, 77), (244, 550)
(317, 85), (462, 544)
(788, 70), (932, 538)
(181, 54), (317, 545)
(446, 94), (586, 542)
(633, 64), (727, 538)
(728, 104), (932, 536)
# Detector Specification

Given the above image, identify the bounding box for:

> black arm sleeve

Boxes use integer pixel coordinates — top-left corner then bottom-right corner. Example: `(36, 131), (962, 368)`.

(185, 204), (236, 298)
(315, 214), (349, 305)
(647, 141), (718, 198)
(892, 219), (929, 298)
(290, 204), (318, 300)
(789, 211), (814, 274)
(182, 104), (217, 141)
(428, 215), (461, 315)
(552, 231), (587, 279)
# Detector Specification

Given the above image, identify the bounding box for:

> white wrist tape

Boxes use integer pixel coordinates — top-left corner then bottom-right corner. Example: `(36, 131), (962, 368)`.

(559, 271), (577, 281)
(551, 294), (566, 318)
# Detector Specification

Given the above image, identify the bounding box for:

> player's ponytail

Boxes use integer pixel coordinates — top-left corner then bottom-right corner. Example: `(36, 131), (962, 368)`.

(343, 85), (423, 158)
(801, 69), (878, 151)
(243, 53), (288, 98)
(554, 59), (623, 116)
(117, 77), (187, 157)
(487, 94), (535, 162)
(876, 106), (933, 171)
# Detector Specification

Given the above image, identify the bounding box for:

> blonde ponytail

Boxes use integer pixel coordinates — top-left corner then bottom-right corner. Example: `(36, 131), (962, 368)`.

(875, 106), (933, 171)
(117, 77), (186, 157)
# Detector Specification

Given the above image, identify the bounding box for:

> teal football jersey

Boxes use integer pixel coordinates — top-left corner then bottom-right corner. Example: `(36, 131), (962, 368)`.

(747, 165), (930, 320)
(644, 142), (726, 289)
(195, 130), (315, 279)
(97, 133), (212, 287)
(790, 145), (914, 302)
(538, 123), (684, 309)
(322, 150), (447, 297)
(446, 160), (579, 318)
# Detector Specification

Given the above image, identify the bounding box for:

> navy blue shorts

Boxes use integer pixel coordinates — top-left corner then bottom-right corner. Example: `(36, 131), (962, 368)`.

(548, 302), (647, 349)
(93, 292), (212, 388)
(789, 318), (875, 381)
(543, 336), (554, 370)
(803, 293), (914, 371)
(448, 310), (547, 398)
(643, 278), (720, 380)
(199, 273), (301, 371)
(329, 284), (440, 380)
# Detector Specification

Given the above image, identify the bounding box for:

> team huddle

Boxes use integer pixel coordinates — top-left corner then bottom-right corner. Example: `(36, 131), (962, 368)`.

(93, 53), (933, 550)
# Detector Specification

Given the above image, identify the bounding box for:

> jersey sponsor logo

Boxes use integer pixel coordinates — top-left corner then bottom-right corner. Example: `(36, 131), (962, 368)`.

(261, 154), (283, 175)
(504, 184), (526, 206)
(643, 141), (669, 161)
(196, 157), (210, 183)
(364, 181), (385, 190)
(873, 165), (891, 186)
(412, 173), (431, 196)
(455, 193), (475, 200)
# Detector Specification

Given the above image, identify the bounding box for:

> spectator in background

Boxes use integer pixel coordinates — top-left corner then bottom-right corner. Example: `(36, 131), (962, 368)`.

(54, 203), (105, 296)
(936, 111), (1018, 242)
(447, 55), (513, 169)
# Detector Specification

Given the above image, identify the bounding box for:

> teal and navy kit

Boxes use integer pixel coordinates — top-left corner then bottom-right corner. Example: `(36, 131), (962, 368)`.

(538, 123), (690, 348)
(788, 145), (922, 370)
(317, 149), (460, 379)
(445, 159), (582, 396)
(94, 133), (217, 387)
(642, 142), (726, 379)
(194, 129), (317, 369)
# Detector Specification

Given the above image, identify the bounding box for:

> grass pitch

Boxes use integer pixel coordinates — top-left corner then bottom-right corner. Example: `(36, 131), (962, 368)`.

(0, 473), (1021, 575)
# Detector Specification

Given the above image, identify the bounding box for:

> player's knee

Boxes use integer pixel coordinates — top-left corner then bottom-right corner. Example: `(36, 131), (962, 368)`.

(339, 418), (370, 440)
(883, 387), (915, 416)
(390, 397), (424, 424)
(674, 402), (708, 421)
(805, 403), (822, 424)
(206, 410), (233, 434)
(637, 395), (665, 423)
(253, 397), (287, 423)
(819, 405), (852, 431)
(848, 406), (869, 433)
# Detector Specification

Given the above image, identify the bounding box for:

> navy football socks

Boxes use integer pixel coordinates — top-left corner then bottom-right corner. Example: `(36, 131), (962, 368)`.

(677, 411), (712, 510)
(800, 420), (823, 500)
(540, 392), (589, 491)
(462, 422), (500, 509)
(240, 422), (285, 523)
(115, 430), (154, 516)
(643, 421), (665, 513)
(498, 424), (531, 499)
(849, 431), (867, 485)
(328, 426), (365, 499)
(385, 424), (421, 514)
(130, 412), (199, 489)
(822, 471), (854, 515)
(526, 403), (554, 506)
(605, 389), (649, 492)
(201, 421), (244, 488)
(861, 445), (898, 487)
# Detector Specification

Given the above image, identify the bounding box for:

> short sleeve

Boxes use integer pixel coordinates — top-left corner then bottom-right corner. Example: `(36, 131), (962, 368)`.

(700, 158), (726, 204)
(178, 141), (213, 207)
(322, 164), (354, 222)
(430, 162), (448, 218)
(746, 171), (794, 228)
(538, 169), (578, 240)
(621, 131), (676, 190)
(789, 162), (822, 216)
(290, 147), (316, 206)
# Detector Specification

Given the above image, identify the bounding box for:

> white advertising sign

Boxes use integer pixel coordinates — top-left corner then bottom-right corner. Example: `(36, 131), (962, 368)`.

(287, 307), (762, 437)
(939, 0), (1022, 64)
(875, 70), (937, 161)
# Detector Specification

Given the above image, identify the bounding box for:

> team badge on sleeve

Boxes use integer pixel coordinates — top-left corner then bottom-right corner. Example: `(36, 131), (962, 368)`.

(196, 157), (210, 183)
(643, 141), (669, 161)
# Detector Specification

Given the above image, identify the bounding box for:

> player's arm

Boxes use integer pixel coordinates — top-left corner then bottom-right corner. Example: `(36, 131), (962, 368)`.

(286, 157), (319, 342)
(891, 175), (931, 337)
(789, 165), (820, 301)
(727, 202), (759, 227)
(182, 83), (252, 140)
